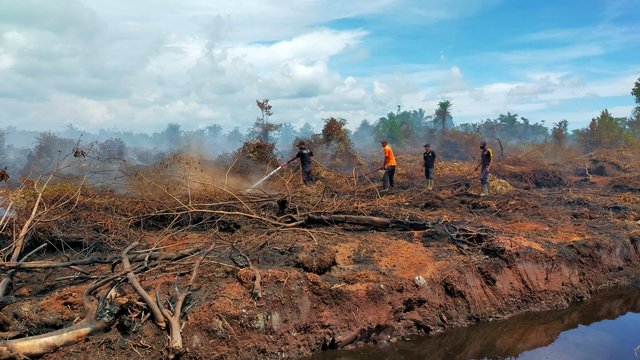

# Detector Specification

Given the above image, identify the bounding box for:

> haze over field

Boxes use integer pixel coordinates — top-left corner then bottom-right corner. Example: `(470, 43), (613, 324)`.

(0, 0), (639, 134)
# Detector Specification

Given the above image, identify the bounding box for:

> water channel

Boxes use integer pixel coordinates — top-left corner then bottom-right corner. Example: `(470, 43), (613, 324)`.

(305, 287), (640, 360)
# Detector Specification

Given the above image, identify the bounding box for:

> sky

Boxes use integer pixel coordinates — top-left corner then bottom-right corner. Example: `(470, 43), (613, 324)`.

(0, 0), (639, 134)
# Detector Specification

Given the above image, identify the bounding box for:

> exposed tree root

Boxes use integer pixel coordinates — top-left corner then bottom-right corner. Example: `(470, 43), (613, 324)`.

(157, 242), (214, 358)
(0, 275), (118, 359)
(230, 245), (262, 300)
(334, 324), (395, 348)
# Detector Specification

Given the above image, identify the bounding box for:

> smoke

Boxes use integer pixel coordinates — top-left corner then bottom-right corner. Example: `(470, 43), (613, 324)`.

(0, 196), (16, 218)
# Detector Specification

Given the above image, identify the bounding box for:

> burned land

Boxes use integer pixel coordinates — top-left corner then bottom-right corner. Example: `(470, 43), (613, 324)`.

(1, 147), (640, 360)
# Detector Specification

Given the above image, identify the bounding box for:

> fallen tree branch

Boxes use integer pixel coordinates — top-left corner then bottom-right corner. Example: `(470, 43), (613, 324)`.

(0, 248), (197, 273)
(0, 191), (44, 297)
(0, 257), (110, 271)
(110, 248), (200, 272)
(121, 242), (166, 329)
(303, 214), (428, 231)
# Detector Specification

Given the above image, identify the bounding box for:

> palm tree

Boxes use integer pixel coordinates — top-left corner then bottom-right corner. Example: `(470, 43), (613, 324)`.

(158, 123), (182, 151)
(375, 112), (404, 144)
(411, 108), (432, 134)
(227, 127), (245, 145)
(206, 124), (223, 140)
(63, 123), (82, 139)
(278, 122), (297, 148)
(434, 100), (452, 130)
(298, 123), (315, 138)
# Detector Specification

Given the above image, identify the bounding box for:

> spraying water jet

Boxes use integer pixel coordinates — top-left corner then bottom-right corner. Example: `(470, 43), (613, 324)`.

(246, 163), (288, 192)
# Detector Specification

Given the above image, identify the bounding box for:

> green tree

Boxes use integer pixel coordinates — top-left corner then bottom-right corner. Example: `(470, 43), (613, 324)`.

(497, 112), (519, 139)
(632, 78), (640, 105)
(632, 78), (640, 120)
(434, 100), (452, 130)
(375, 111), (404, 144)
(530, 121), (549, 143)
(411, 108), (432, 134)
(576, 109), (626, 149)
(456, 122), (479, 133)
(374, 106), (422, 145)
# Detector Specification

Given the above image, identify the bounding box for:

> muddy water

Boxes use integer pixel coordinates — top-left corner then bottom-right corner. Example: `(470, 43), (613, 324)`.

(306, 287), (640, 360)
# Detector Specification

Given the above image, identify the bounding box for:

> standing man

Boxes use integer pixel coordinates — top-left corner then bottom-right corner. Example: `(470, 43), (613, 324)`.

(287, 140), (314, 186)
(379, 139), (396, 192)
(474, 140), (493, 196)
(421, 143), (437, 190)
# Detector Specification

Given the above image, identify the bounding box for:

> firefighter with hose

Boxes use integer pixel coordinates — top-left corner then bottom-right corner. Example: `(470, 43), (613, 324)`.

(286, 140), (314, 186)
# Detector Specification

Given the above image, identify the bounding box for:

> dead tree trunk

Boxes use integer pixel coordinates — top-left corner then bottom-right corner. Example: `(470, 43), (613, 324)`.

(304, 215), (428, 230)
(121, 243), (166, 329)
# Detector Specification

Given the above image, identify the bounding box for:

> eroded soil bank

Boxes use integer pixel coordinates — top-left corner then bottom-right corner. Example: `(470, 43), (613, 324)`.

(304, 287), (640, 360)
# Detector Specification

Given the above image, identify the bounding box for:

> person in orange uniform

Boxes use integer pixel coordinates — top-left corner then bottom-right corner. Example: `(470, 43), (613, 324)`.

(379, 139), (397, 192)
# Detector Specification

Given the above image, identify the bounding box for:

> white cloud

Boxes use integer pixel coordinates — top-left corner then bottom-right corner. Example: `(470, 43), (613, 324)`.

(508, 76), (556, 99)
(0, 0), (635, 137)
(560, 74), (584, 87)
(227, 29), (368, 69)
(0, 54), (15, 69)
(443, 66), (467, 92)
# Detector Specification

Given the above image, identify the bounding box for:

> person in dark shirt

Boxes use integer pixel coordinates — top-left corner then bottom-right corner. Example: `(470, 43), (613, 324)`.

(287, 140), (314, 186)
(474, 140), (493, 196)
(421, 143), (437, 190)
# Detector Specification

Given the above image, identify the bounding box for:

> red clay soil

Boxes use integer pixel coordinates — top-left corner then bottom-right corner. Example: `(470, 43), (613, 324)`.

(2, 153), (640, 360)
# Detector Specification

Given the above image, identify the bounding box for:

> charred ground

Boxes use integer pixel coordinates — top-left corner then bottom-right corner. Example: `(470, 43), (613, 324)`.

(0, 148), (640, 359)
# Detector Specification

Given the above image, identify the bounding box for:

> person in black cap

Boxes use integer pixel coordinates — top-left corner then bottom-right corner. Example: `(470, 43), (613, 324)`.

(421, 143), (437, 190)
(474, 140), (493, 196)
(287, 140), (314, 186)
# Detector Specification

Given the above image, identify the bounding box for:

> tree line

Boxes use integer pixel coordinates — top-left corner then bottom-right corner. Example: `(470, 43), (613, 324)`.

(1, 78), (639, 176)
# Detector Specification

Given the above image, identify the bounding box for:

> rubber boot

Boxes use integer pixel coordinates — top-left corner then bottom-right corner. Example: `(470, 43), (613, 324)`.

(426, 179), (431, 190)
(429, 179), (434, 190)
(480, 184), (489, 197)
